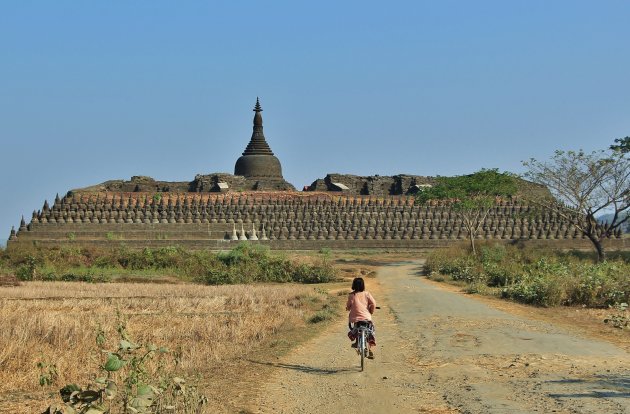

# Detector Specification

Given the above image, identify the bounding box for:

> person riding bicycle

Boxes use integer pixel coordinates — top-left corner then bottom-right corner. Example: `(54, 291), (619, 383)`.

(346, 277), (376, 359)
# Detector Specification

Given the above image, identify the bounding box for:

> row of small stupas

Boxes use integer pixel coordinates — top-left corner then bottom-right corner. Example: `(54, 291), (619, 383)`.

(6, 99), (622, 250)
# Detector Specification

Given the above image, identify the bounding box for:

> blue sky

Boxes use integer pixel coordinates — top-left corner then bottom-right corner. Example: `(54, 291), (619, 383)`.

(1, 1), (629, 244)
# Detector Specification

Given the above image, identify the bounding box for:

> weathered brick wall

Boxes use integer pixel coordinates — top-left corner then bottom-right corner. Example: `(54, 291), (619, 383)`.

(8, 237), (628, 252)
(68, 173), (295, 196)
(8, 192), (626, 251)
(306, 174), (434, 195)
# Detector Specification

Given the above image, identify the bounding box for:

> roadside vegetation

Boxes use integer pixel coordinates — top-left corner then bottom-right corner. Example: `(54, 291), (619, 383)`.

(0, 242), (337, 285)
(425, 243), (629, 309)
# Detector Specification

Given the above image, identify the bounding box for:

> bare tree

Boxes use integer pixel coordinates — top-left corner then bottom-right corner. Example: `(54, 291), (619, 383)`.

(523, 147), (629, 261)
(451, 196), (495, 256)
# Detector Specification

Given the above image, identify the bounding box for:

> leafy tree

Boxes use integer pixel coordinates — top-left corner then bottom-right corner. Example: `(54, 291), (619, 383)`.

(523, 146), (629, 262)
(610, 136), (630, 154)
(415, 169), (518, 255)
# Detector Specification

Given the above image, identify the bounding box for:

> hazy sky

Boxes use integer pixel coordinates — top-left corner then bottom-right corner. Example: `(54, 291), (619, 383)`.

(1, 1), (629, 245)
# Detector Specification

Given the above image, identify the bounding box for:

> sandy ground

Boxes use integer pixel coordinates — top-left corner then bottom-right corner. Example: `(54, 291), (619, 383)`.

(248, 262), (630, 414)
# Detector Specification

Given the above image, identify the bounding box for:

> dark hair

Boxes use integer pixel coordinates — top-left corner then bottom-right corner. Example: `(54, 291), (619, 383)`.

(351, 277), (365, 292)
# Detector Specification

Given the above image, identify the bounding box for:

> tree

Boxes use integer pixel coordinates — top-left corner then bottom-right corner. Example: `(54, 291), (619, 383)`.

(610, 136), (630, 154)
(522, 146), (629, 262)
(415, 169), (518, 255)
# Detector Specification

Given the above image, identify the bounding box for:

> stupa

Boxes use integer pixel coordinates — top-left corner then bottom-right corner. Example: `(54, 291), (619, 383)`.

(235, 98), (285, 181)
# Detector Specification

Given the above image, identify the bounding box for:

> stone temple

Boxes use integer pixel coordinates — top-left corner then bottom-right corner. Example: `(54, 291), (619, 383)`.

(6, 99), (626, 251)
(233, 98), (292, 189)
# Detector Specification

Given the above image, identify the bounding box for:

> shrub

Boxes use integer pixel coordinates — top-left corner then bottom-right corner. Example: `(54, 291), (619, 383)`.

(565, 262), (629, 307)
(483, 261), (524, 287)
(217, 242), (268, 267)
(292, 258), (338, 284)
(448, 256), (485, 284)
(501, 274), (567, 307)
(16, 255), (38, 281)
(426, 244), (630, 308)
(41, 315), (207, 414)
(479, 244), (507, 265)
(424, 246), (466, 275)
(2, 243), (339, 286)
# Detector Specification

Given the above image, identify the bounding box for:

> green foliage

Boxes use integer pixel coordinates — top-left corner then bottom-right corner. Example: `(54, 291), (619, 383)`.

(41, 315), (207, 414)
(416, 169), (519, 255)
(197, 242), (338, 285)
(610, 136), (630, 154)
(426, 244), (630, 307)
(425, 248), (484, 284)
(37, 356), (58, 387)
(4, 243), (338, 286)
(415, 169), (518, 204)
(318, 247), (332, 256)
(217, 242), (269, 267)
(16, 255), (39, 280)
(308, 304), (338, 323)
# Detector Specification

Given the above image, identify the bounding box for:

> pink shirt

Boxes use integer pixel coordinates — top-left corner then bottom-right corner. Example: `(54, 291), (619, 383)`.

(346, 291), (376, 323)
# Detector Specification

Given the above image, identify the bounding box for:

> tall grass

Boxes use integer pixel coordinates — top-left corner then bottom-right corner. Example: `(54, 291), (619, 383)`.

(425, 243), (630, 307)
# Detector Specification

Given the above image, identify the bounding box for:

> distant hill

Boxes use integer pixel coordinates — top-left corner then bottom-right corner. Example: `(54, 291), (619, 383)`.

(597, 213), (630, 233)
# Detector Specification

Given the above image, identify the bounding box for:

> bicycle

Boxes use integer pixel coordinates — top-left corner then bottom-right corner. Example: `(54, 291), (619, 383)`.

(351, 321), (372, 371)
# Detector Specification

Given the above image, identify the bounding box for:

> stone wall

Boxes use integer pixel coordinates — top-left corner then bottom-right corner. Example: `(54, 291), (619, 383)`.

(69, 173), (295, 197)
(306, 174), (434, 195)
(305, 173), (552, 198)
(191, 173), (295, 192)
(12, 237), (627, 253)
(8, 192), (625, 251)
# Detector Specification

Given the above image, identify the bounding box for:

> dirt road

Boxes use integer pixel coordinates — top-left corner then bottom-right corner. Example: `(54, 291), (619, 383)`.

(249, 262), (630, 413)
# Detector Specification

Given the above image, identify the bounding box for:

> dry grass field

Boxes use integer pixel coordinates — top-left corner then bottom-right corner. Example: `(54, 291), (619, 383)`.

(0, 281), (339, 413)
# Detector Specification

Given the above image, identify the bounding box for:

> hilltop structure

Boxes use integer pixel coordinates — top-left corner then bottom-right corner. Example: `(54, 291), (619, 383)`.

(6, 99), (626, 250)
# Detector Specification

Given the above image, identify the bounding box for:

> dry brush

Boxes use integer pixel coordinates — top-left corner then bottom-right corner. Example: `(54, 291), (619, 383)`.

(0, 281), (332, 410)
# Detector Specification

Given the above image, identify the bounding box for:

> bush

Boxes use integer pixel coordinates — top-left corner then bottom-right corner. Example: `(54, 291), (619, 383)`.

(483, 261), (524, 287)
(424, 246), (466, 275)
(479, 244), (507, 264)
(447, 256), (485, 284)
(2, 243), (339, 286)
(565, 262), (629, 307)
(16, 255), (39, 281)
(501, 274), (566, 307)
(426, 244), (630, 308)
(197, 265), (235, 285)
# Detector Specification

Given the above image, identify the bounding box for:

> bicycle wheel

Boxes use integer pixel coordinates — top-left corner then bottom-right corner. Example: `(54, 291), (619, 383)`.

(360, 330), (365, 371)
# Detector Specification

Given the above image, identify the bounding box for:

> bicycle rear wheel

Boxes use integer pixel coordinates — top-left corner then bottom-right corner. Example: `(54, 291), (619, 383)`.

(360, 330), (366, 371)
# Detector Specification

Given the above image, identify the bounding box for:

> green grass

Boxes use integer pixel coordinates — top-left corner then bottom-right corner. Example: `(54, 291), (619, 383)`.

(308, 304), (338, 323)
